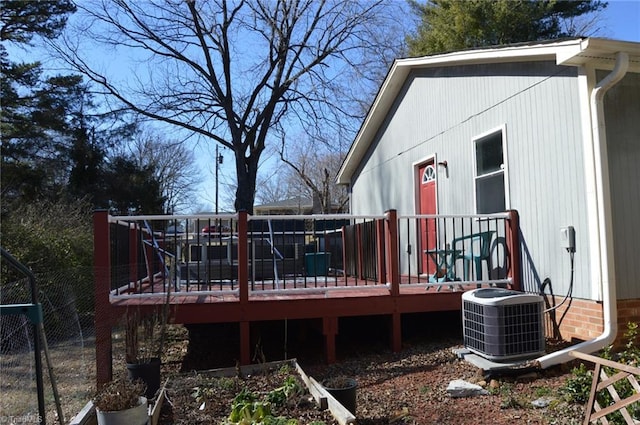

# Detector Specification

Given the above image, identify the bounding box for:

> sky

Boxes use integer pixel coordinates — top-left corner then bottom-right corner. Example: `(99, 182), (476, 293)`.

(7, 1), (640, 213)
(184, 0), (640, 213)
(599, 0), (640, 41)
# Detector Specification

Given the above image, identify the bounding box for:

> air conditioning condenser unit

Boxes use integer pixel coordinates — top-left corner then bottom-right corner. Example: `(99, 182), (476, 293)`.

(462, 288), (545, 362)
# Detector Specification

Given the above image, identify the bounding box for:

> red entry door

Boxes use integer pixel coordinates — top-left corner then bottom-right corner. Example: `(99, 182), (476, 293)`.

(418, 161), (437, 274)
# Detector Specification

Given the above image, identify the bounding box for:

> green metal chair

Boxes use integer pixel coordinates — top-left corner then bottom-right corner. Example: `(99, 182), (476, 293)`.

(452, 230), (495, 282)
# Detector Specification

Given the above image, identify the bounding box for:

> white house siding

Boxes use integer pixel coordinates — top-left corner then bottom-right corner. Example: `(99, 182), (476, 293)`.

(604, 70), (640, 300)
(350, 61), (593, 299)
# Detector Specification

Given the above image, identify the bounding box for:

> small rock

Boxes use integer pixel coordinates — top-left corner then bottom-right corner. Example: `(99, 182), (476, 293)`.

(446, 379), (489, 398)
(477, 380), (487, 388)
(532, 397), (553, 408)
(489, 379), (500, 389)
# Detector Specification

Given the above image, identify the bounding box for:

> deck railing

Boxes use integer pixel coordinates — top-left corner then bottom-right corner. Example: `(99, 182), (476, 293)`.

(396, 212), (517, 289)
(99, 211), (390, 299)
(93, 209), (521, 385)
(95, 209), (520, 300)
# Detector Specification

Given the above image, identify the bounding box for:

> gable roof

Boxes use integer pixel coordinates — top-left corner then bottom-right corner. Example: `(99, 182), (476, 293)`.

(336, 37), (640, 184)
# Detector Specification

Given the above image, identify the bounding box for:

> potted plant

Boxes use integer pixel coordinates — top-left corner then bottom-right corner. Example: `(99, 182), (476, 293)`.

(93, 378), (148, 425)
(125, 250), (174, 399)
(125, 307), (167, 399)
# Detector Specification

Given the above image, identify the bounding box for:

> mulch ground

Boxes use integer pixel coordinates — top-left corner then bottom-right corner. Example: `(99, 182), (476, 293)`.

(155, 312), (586, 424)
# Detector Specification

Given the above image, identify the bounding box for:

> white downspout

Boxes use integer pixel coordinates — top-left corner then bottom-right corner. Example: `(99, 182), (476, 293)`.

(537, 52), (629, 369)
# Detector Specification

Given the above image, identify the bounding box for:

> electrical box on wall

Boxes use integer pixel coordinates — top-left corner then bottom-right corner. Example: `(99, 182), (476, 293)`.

(560, 226), (576, 252)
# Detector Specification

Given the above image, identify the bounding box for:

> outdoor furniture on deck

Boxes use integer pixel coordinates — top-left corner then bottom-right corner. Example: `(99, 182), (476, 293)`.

(425, 247), (463, 291)
(451, 230), (495, 284)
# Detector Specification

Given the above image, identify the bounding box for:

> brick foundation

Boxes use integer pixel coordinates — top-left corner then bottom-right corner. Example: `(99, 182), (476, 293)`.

(543, 296), (640, 345)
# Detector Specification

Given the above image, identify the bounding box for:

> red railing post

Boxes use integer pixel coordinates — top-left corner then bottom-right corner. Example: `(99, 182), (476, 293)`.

(237, 211), (249, 304)
(93, 210), (112, 388)
(385, 209), (400, 296)
(506, 210), (521, 291)
(237, 211), (251, 365)
(384, 209), (401, 352)
(376, 218), (386, 285)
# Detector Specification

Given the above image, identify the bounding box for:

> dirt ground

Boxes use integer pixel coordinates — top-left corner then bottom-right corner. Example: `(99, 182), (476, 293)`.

(156, 312), (587, 424)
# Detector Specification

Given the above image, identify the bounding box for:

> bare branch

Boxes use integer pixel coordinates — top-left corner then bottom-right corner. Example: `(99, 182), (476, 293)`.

(48, 0), (408, 212)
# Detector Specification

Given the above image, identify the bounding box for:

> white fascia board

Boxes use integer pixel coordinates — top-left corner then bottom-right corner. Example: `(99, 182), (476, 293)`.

(398, 39), (581, 67)
(556, 38), (640, 72)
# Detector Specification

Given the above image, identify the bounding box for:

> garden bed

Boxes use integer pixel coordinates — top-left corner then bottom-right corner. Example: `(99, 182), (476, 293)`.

(71, 319), (590, 425)
(158, 360), (347, 424)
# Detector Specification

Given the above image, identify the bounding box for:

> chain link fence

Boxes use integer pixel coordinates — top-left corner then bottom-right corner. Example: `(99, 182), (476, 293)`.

(1, 268), (95, 424)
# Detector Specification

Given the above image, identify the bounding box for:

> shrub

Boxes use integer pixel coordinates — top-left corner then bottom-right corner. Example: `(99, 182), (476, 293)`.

(561, 322), (640, 424)
(561, 363), (592, 404)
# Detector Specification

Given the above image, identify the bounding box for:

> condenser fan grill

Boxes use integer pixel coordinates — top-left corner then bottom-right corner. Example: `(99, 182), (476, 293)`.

(462, 288), (545, 361)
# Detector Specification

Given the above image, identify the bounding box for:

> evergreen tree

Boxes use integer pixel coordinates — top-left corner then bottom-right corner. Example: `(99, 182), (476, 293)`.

(101, 156), (166, 215)
(0, 0), (75, 43)
(407, 0), (607, 56)
(1, 0), (83, 208)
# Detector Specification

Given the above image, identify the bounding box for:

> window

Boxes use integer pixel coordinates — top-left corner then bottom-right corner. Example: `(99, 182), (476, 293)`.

(422, 164), (436, 183)
(474, 129), (506, 213)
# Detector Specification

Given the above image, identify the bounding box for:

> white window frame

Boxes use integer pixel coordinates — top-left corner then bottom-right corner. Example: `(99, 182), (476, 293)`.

(472, 125), (510, 214)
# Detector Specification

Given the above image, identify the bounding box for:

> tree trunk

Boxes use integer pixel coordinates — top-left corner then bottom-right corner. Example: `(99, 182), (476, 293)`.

(234, 150), (259, 214)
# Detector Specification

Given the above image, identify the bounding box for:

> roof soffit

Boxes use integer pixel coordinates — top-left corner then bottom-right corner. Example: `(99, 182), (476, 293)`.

(556, 38), (640, 72)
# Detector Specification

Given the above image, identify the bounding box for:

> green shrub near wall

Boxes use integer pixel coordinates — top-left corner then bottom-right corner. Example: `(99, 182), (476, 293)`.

(561, 322), (640, 424)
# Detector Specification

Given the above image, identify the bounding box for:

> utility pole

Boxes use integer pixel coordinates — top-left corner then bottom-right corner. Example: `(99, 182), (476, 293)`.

(215, 145), (223, 215)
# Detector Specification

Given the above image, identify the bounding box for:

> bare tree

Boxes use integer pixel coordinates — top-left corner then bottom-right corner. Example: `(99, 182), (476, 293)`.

(50, 0), (407, 213)
(125, 128), (203, 214)
(278, 136), (348, 214)
(255, 168), (294, 206)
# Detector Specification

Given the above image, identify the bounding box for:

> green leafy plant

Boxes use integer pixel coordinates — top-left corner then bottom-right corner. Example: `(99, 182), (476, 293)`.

(226, 389), (272, 424)
(224, 375), (306, 425)
(561, 322), (640, 424)
(618, 321), (640, 365)
(561, 363), (592, 404)
(533, 386), (552, 397)
(267, 376), (301, 407)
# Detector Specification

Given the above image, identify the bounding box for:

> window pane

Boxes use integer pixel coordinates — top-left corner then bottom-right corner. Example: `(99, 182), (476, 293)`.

(476, 133), (503, 175)
(476, 173), (505, 213)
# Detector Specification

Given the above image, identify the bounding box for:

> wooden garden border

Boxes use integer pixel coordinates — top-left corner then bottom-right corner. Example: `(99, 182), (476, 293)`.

(69, 359), (355, 425)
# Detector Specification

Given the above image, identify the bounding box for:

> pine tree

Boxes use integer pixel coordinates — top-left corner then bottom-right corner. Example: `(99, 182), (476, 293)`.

(406, 0), (607, 56)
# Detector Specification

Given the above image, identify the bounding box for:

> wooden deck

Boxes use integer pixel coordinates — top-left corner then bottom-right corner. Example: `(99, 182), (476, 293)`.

(110, 275), (472, 321)
(93, 210), (521, 385)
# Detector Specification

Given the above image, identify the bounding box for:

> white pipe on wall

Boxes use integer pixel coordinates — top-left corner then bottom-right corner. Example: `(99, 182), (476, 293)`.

(537, 52), (629, 369)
